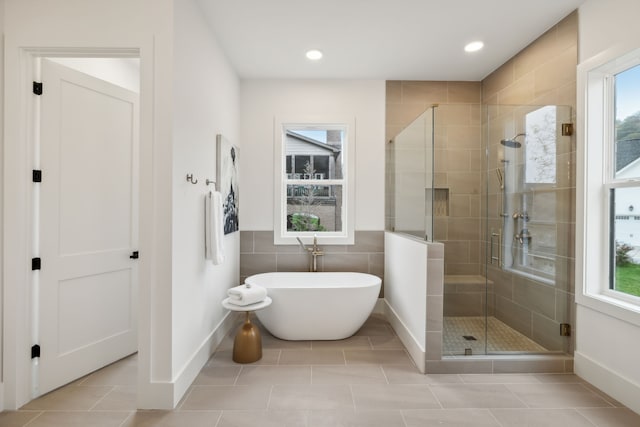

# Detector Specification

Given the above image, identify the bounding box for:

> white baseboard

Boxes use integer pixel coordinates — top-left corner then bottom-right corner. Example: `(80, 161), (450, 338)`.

(575, 351), (640, 415)
(382, 299), (426, 373)
(171, 311), (237, 407)
(137, 310), (236, 410)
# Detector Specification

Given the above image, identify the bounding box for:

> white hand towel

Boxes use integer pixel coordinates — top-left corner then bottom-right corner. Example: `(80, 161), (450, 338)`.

(227, 284), (268, 306)
(205, 191), (225, 265)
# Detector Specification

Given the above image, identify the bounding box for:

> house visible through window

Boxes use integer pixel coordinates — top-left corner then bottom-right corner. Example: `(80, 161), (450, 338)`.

(284, 128), (344, 233)
(610, 63), (640, 298)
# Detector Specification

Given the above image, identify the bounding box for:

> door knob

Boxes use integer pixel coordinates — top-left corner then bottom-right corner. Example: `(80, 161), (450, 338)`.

(130, 251), (139, 259)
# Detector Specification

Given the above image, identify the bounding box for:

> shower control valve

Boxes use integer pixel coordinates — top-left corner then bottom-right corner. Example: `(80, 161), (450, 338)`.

(515, 229), (532, 245)
(512, 211), (529, 221)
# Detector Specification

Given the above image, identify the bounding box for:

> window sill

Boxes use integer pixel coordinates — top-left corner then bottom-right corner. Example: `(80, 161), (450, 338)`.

(576, 290), (640, 327)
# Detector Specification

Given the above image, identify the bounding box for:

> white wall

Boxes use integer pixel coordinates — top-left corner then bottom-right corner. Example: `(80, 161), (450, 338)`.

(578, 0), (640, 61)
(170, 0), (240, 403)
(0, 0), (238, 410)
(2, 0), (174, 409)
(576, 0), (640, 415)
(383, 232), (444, 373)
(384, 232), (428, 354)
(240, 80), (385, 232)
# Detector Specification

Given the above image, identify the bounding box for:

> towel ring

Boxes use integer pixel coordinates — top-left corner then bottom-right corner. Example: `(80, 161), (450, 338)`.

(186, 174), (198, 184)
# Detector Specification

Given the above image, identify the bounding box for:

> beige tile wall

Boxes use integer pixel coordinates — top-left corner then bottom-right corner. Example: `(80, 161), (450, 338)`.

(240, 230), (385, 296)
(386, 81), (483, 276)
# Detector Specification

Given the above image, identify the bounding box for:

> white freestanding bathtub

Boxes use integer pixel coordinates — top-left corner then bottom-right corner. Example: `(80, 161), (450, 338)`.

(246, 272), (381, 340)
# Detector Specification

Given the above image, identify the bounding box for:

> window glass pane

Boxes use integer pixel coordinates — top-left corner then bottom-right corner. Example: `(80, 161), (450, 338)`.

(611, 187), (640, 297)
(294, 155), (311, 176)
(286, 155), (292, 175)
(286, 184), (342, 232)
(525, 105), (557, 184)
(285, 129), (343, 180)
(313, 156), (330, 179)
(614, 64), (640, 179)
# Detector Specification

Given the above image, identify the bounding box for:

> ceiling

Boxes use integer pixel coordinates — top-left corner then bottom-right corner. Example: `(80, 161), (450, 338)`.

(197, 0), (583, 81)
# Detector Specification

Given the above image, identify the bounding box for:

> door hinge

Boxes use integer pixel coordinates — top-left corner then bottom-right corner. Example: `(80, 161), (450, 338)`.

(33, 169), (42, 183)
(31, 344), (41, 359)
(32, 257), (41, 271)
(33, 81), (43, 96)
(560, 323), (571, 337)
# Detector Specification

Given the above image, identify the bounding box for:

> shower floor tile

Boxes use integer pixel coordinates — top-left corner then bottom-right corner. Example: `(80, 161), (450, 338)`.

(443, 316), (547, 354)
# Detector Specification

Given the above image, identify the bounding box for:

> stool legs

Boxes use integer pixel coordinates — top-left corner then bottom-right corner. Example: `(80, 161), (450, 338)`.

(233, 311), (262, 363)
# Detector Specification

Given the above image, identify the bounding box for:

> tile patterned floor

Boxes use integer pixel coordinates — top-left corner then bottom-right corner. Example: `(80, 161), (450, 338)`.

(443, 316), (548, 355)
(2, 314), (639, 426)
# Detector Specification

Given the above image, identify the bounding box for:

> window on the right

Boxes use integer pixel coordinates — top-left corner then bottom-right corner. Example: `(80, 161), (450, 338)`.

(610, 64), (640, 298)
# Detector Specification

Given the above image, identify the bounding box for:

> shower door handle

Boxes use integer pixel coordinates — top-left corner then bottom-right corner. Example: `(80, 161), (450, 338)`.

(490, 232), (501, 265)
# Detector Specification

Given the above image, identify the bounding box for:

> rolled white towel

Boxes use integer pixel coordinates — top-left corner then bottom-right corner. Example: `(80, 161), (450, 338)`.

(226, 284), (268, 306)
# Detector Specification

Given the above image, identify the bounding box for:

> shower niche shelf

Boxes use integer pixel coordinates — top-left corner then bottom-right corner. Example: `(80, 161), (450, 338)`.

(428, 188), (449, 217)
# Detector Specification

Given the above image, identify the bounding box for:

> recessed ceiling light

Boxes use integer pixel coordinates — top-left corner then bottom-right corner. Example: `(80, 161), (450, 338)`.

(306, 49), (323, 60)
(464, 41), (484, 53)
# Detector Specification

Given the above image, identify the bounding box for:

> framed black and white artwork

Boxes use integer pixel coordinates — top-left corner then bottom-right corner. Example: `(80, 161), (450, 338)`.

(216, 134), (239, 234)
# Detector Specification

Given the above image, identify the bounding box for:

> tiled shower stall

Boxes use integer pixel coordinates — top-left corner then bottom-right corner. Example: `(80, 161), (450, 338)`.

(384, 11), (577, 360)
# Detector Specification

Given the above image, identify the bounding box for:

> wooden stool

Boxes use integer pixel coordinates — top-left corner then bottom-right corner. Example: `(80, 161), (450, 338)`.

(222, 297), (272, 363)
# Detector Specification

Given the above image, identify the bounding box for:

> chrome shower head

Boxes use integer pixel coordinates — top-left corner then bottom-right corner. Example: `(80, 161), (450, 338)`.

(500, 133), (526, 148)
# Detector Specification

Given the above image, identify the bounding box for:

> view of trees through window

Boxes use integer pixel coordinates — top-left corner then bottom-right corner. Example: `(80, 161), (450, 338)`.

(613, 63), (640, 297)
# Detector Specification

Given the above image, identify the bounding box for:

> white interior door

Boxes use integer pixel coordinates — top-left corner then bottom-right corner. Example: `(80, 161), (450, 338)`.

(38, 59), (139, 395)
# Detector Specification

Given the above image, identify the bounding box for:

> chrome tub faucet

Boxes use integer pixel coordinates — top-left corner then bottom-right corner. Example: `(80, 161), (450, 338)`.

(296, 235), (324, 272)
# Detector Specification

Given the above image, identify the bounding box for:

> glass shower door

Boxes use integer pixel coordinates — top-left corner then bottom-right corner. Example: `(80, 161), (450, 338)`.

(485, 104), (574, 354)
(389, 106), (435, 241)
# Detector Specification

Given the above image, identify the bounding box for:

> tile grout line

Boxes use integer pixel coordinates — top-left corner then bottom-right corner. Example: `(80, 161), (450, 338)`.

(21, 411), (45, 427)
(233, 366), (243, 385)
(486, 408), (509, 427)
(212, 410), (223, 427)
(576, 383), (617, 408)
(347, 383), (357, 412)
(265, 385), (275, 412)
(427, 383), (445, 410)
(379, 364), (390, 385)
(573, 408), (612, 427)
(87, 385), (117, 411)
(399, 409), (410, 427)
(502, 382), (532, 409)
(117, 411), (138, 427)
(176, 384), (197, 411)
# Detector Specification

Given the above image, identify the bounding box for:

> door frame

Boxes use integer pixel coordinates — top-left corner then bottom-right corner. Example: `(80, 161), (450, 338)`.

(2, 47), (146, 410)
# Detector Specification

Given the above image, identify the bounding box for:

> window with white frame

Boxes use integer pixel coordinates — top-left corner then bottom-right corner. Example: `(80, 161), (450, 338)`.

(580, 46), (640, 320)
(609, 63), (640, 299)
(273, 120), (355, 245)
